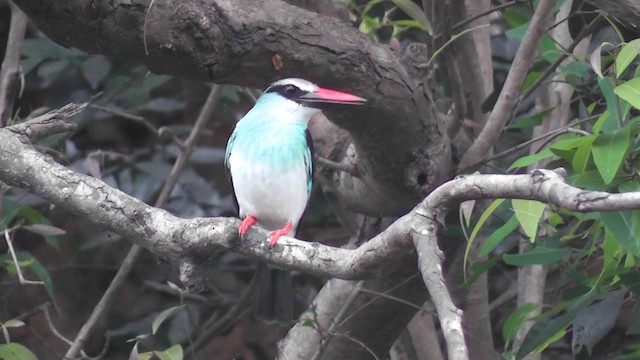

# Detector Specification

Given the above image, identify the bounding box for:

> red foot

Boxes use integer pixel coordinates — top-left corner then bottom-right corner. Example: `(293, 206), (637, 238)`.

(269, 221), (293, 247)
(239, 216), (257, 236)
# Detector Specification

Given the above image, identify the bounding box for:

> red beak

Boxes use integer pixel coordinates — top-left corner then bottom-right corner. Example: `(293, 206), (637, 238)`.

(298, 87), (367, 108)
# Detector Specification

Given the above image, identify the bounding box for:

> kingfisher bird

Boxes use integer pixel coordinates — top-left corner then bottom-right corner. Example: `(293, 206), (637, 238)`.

(224, 78), (366, 324)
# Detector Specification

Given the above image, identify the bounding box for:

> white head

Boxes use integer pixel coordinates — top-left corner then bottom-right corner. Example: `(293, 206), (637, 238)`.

(255, 78), (367, 124)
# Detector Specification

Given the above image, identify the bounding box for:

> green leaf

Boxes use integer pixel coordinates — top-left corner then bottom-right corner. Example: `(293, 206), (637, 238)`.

(591, 126), (630, 184)
(614, 78), (640, 111)
(508, 107), (554, 130)
(516, 297), (591, 360)
(512, 199), (546, 242)
(0, 342), (38, 360)
(508, 148), (554, 170)
(503, 303), (540, 345)
(506, 22), (528, 40)
(601, 211), (640, 256)
(19, 252), (58, 312)
(616, 39), (640, 78)
(503, 10), (528, 28)
(390, 0), (432, 34)
(620, 272), (640, 294)
(464, 198), (506, 274)
(138, 344), (183, 360)
(479, 215), (519, 257)
(503, 247), (570, 266)
(539, 34), (562, 63)
(597, 77), (623, 132)
(571, 134), (596, 174)
(0, 199), (22, 230)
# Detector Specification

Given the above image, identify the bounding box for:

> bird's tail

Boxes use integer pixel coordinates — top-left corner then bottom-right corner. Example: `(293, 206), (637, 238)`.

(255, 261), (292, 325)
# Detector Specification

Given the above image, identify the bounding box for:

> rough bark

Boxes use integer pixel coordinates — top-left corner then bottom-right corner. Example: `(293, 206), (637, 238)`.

(11, 0), (451, 216)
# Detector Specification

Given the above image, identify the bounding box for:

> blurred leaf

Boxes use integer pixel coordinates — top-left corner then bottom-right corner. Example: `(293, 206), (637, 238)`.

(0, 199), (22, 230)
(23, 224), (66, 237)
(143, 73), (172, 90)
(152, 306), (183, 335)
(521, 71), (543, 93)
(590, 46), (603, 79)
(508, 148), (554, 170)
(571, 135), (595, 173)
(18, 252), (58, 312)
(81, 56), (112, 89)
(597, 77), (627, 132)
(464, 198), (506, 274)
(560, 61), (591, 86)
(3, 319), (25, 328)
(503, 303), (540, 345)
(390, 0), (431, 34)
(614, 78), (640, 111)
(512, 199), (545, 243)
(569, 169), (625, 190)
(17, 204), (60, 250)
(539, 35), (562, 63)
(506, 22), (528, 40)
(359, 16), (381, 36)
(620, 272), (640, 294)
(503, 10), (528, 28)
(460, 200), (475, 227)
(138, 345), (183, 360)
(503, 247), (570, 266)
(616, 39), (640, 78)
(591, 126), (630, 184)
(516, 297), (591, 360)
(462, 257), (501, 288)
(37, 59), (69, 79)
(0, 342), (38, 360)
(479, 215), (519, 257)
(572, 289), (626, 356)
(601, 211), (640, 256)
(508, 107), (554, 130)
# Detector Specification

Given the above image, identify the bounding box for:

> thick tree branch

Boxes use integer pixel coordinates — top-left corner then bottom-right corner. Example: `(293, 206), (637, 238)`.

(5, 107), (640, 357)
(11, 0), (450, 215)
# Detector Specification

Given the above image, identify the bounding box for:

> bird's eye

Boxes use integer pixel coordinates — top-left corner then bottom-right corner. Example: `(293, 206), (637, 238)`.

(284, 85), (297, 96)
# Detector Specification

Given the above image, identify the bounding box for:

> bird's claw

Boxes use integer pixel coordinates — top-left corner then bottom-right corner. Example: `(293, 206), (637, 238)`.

(268, 221), (293, 247)
(239, 216), (257, 237)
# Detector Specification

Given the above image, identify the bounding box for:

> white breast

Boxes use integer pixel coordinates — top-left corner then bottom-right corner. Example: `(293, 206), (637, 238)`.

(229, 151), (310, 233)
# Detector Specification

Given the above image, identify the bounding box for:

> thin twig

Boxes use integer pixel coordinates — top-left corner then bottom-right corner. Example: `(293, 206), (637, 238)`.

(0, 2), (28, 127)
(465, 114), (598, 170)
(517, 15), (603, 107)
(64, 84), (223, 359)
(452, 0), (527, 32)
(4, 230), (44, 285)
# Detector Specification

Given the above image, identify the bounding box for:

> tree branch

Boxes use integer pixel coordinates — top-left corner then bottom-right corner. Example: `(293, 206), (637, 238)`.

(457, 0), (556, 172)
(11, 0), (451, 215)
(0, 1), (28, 126)
(4, 106), (640, 358)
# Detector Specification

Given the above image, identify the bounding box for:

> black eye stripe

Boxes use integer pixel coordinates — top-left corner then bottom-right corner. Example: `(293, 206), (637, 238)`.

(266, 84), (306, 99)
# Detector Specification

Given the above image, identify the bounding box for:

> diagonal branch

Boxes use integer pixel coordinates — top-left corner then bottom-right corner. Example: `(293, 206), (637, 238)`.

(5, 105), (640, 357)
(457, 0), (556, 172)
